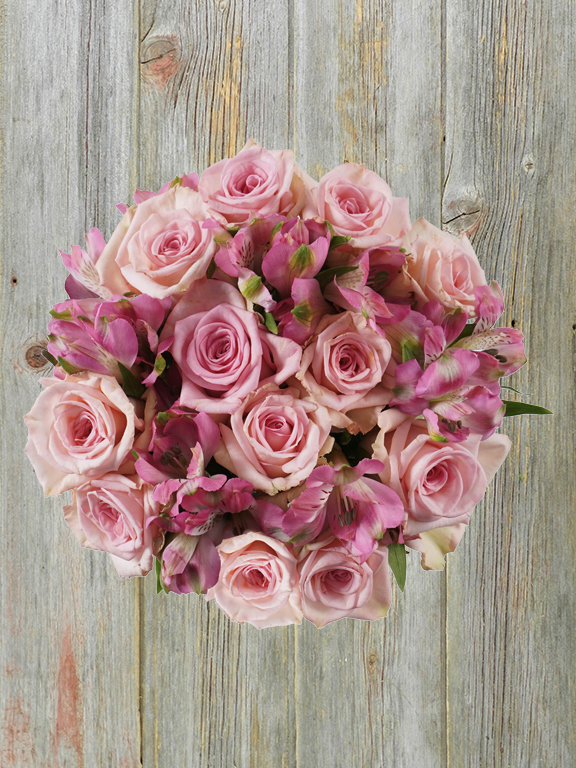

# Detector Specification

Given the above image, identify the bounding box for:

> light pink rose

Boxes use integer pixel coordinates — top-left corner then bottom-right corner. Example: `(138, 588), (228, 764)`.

(96, 185), (221, 299)
(167, 280), (301, 414)
(216, 384), (333, 495)
(298, 534), (391, 627)
(401, 218), (487, 316)
(63, 473), (161, 577)
(24, 373), (141, 496)
(302, 163), (410, 249)
(297, 311), (392, 432)
(199, 138), (313, 225)
(372, 409), (511, 535)
(207, 531), (302, 628)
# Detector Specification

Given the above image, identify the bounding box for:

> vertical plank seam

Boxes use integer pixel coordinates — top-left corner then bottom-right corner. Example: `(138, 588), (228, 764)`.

(440, 0), (450, 766)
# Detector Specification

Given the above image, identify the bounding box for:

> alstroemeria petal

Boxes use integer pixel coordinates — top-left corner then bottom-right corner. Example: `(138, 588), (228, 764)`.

(415, 349), (480, 400)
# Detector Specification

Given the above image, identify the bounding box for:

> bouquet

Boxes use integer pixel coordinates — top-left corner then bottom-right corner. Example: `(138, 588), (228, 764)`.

(24, 140), (549, 628)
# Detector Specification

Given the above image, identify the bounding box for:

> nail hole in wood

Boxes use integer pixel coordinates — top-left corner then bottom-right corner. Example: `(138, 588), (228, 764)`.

(10, 274), (17, 286)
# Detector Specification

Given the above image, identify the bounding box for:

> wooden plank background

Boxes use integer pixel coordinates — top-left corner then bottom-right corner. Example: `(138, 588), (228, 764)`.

(0, 0), (574, 765)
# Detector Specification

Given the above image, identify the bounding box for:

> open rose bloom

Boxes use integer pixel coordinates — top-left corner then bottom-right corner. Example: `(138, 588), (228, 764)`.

(25, 142), (548, 628)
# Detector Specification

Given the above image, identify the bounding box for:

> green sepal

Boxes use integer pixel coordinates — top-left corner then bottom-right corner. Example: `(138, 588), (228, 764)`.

(49, 308), (73, 320)
(170, 176), (182, 187)
(240, 274), (264, 302)
(42, 350), (58, 366)
(502, 400), (553, 417)
(452, 322), (476, 344)
(289, 244), (315, 272)
(118, 363), (145, 398)
(328, 234), (351, 252)
(264, 312), (278, 334)
(291, 300), (313, 325)
(400, 340), (424, 367)
(388, 542), (407, 591)
(269, 221), (284, 241)
(131, 449), (139, 460)
(57, 356), (79, 375)
(315, 265), (358, 290)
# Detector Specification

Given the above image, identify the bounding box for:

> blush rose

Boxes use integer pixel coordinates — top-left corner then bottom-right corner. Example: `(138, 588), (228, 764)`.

(96, 185), (221, 299)
(216, 384), (333, 495)
(199, 138), (314, 225)
(302, 163), (410, 249)
(401, 218), (487, 316)
(372, 409), (511, 535)
(298, 535), (392, 627)
(166, 280), (302, 414)
(63, 473), (161, 577)
(207, 531), (302, 628)
(24, 373), (141, 496)
(297, 311), (392, 432)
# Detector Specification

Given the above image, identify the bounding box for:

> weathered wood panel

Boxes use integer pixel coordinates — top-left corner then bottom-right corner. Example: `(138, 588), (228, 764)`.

(443, 2), (576, 766)
(0, 1), (142, 766)
(0, 0), (574, 766)
(137, 2), (298, 766)
(292, 1), (448, 766)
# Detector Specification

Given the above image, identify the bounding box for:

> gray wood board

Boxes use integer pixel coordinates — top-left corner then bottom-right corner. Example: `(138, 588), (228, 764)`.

(0, 0), (573, 766)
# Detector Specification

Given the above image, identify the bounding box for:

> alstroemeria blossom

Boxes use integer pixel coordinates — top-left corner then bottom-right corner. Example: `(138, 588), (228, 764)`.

(61, 228), (108, 299)
(160, 531), (221, 594)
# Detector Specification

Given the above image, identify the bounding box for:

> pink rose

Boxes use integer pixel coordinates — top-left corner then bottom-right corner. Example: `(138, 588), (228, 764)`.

(297, 311), (392, 432)
(96, 185), (221, 299)
(199, 138), (312, 225)
(167, 280), (301, 414)
(298, 535), (391, 627)
(216, 384), (333, 495)
(207, 531), (302, 628)
(63, 473), (161, 577)
(373, 409), (510, 535)
(24, 374), (141, 496)
(401, 218), (487, 316)
(303, 163), (410, 249)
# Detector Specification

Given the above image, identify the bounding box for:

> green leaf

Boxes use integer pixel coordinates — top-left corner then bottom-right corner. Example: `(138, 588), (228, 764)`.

(206, 258), (216, 279)
(118, 362), (145, 398)
(42, 350), (58, 366)
(502, 400), (553, 417)
(328, 234), (351, 252)
(155, 557), (169, 594)
(264, 312), (278, 334)
(388, 542), (407, 591)
(57, 356), (79, 375)
(269, 221), (284, 241)
(315, 265), (358, 290)
(452, 321), (476, 344)
(500, 384), (523, 394)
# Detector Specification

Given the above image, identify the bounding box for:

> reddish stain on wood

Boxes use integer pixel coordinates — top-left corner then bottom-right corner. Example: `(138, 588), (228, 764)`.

(1, 698), (35, 766)
(140, 36), (181, 88)
(54, 628), (83, 767)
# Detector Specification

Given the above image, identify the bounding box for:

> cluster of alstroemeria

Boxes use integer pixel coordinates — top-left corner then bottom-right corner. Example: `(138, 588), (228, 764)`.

(25, 140), (538, 628)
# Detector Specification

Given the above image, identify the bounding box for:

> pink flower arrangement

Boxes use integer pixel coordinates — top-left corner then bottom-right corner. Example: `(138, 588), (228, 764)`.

(25, 141), (550, 628)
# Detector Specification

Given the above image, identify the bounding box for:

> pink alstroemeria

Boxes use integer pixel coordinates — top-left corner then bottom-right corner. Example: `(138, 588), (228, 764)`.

(323, 253), (397, 322)
(280, 458), (404, 560)
(47, 294), (169, 380)
(261, 218), (330, 298)
(159, 531), (221, 594)
(275, 278), (332, 345)
(135, 409), (221, 490)
(214, 214), (285, 310)
(61, 228), (107, 299)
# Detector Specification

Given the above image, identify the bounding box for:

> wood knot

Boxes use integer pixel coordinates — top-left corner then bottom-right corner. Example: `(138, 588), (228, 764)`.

(522, 154), (535, 178)
(140, 36), (181, 88)
(24, 339), (50, 371)
(366, 651), (379, 674)
(442, 191), (484, 238)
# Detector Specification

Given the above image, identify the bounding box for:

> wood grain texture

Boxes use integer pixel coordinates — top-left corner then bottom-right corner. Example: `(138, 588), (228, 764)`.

(443, 2), (576, 766)
(0, 0), (574, 766)
(0, 1), (142, 766)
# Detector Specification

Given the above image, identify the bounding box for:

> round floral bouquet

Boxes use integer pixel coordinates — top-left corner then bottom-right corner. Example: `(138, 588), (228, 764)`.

(24, 140), (548, 628)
